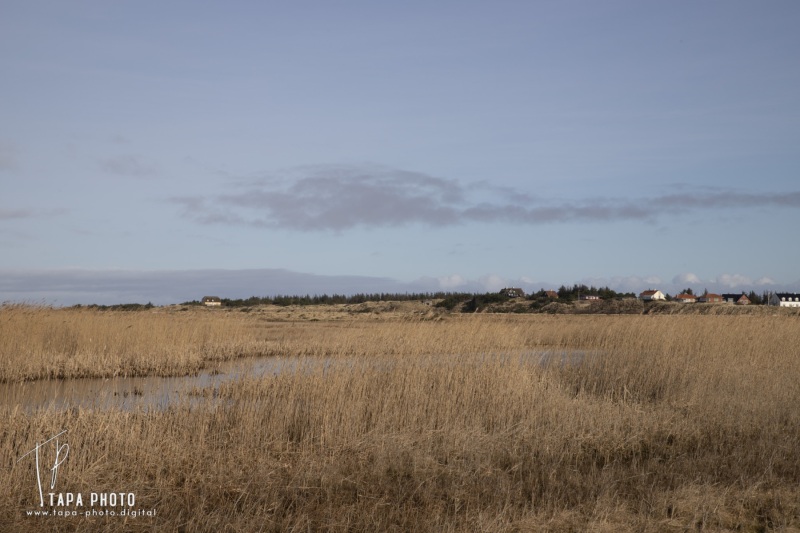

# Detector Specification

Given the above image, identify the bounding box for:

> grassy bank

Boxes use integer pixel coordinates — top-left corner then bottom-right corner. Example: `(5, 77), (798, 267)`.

(1, 306), (799, 530)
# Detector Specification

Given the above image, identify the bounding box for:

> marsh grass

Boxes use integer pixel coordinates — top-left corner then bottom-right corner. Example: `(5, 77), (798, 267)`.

(1, 306), (799, 531)
(0, 305), (281, 382)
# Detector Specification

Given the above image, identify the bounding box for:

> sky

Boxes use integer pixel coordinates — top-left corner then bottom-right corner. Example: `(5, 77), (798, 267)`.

(2, 1), (800, 305)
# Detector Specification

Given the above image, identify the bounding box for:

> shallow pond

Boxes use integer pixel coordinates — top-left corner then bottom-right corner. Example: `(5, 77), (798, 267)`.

(0, 350), (588, 412)
(0, 356), (307, 412)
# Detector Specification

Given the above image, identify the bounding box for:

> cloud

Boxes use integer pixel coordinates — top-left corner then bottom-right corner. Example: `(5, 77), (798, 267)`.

(215, 165), (465, 230)
(666, 272), (787, 294)
(171, 164), (800, 232)
(669, 273), (773, 291)
(479, 274), (508, 292)
(657, 191), (800, 210)
(712, 273), (753, 288)
(100, 154), (157, 177)
(672, 272), (702, 285)
(437, 274), (468, 289)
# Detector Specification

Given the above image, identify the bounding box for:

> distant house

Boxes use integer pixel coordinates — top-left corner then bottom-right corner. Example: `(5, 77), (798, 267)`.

(202, 296), (222, 307)
(544, 290), (559, 299)
(697, 293), (723, 303)
(499, 288), (525, 298)
(674, 293), (697, 304)
(768, 293), (800, 307)
(722, 293), (751, 305)
(579, 294), (600, 301)
(639, 290), (666, 301)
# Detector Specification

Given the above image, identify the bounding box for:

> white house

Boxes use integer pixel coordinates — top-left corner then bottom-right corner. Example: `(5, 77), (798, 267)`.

(674, 293), (696, 303)
(767, 293), (800, 308)
(639, 290), (666, 301)
(499, 288), (525, 298)
(202, 296), (222, 307)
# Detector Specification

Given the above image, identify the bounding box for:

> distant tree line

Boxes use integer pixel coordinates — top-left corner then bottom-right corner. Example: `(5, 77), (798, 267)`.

(71, 302), (155, 311)
(185, 286), (642, 313)
(184, 292), (455, 308)
(435, 285), (638, 313)
(76, 287), (771, 311)
(551, 284), (636, 301)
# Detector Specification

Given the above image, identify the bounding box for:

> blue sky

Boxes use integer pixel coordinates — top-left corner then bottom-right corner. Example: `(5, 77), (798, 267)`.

(2, 1), (799, 304)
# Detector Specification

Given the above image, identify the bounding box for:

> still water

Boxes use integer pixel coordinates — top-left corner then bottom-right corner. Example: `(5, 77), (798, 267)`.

(0, 356), (301, 412)
(0, 350), (587, 412)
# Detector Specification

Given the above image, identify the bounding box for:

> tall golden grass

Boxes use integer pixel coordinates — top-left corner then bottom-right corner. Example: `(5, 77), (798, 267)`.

(0, 305), (283, 381)
(1, 305), (799, 531)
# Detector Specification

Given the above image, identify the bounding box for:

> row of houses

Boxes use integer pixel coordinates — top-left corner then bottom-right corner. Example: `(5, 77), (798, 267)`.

(640, 290), (747, 304)
(501, 288), (800, 308)
(201, 291), (800, 308)
(639, 290), (800, 307)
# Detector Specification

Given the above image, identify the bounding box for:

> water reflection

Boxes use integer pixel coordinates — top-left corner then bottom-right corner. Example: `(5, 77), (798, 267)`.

(0, 356), (298, 412)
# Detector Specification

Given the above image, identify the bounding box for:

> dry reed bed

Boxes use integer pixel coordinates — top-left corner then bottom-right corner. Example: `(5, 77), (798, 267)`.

(0, 304), (649, 382)
(2, 307), (799, 531)
(0, 305), (281, 382)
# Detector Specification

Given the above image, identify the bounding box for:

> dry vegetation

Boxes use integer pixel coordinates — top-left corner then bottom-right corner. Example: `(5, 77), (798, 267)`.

(0, 302), (448, 382)
(2, 304), (799, 531)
